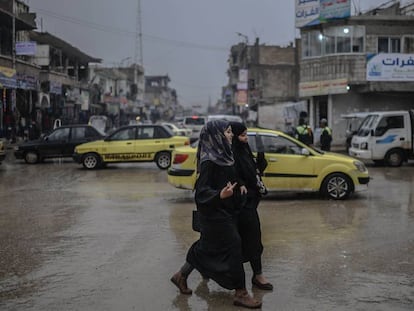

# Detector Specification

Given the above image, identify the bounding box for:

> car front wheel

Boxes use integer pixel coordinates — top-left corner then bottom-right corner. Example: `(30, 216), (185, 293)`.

(321, 173), (353, 200)
(155, 151), (171, 169)
(82, 153), (101, 170)
(24, 151), (39, 164)
(385, 149), (404, 167)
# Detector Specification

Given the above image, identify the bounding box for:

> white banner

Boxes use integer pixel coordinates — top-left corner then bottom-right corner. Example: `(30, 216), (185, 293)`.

(367, 53), (414, 81)
(295, 0), (320, 28)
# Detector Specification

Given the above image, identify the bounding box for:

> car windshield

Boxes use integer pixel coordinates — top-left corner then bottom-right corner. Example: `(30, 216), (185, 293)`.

(356, 115), (379, 137)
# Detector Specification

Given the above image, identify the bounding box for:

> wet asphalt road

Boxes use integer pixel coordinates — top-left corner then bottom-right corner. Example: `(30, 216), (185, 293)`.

(0, 154), (413, 311)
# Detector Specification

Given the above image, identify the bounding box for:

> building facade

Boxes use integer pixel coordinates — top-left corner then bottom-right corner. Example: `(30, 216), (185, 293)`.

(299, 2), (414, 146)
(226, 38), (300, 130)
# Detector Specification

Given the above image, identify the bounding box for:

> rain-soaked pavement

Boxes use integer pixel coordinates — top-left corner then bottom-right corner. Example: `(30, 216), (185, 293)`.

(0, 153), (413, 310)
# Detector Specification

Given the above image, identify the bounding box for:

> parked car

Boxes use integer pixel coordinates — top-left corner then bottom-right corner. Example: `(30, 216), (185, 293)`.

(161, 122), (192, 137)
(73, 124), (190, 170)
(14, 125), (105, 164)
(167, 128), (370, 200)
(0, 139), (6, 164)
(182, 115), (207, 142)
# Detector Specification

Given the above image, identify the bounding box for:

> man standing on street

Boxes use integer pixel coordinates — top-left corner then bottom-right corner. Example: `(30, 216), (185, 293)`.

(319, 118), (332, 151)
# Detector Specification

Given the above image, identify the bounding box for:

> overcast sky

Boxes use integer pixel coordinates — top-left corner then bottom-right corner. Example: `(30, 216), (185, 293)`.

(26, 0), (396, 108)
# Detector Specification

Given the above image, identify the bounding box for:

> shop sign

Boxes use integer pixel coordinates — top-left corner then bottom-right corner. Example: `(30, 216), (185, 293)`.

(367, 53), (414, 81)
(17, 73), (38, 90)
(299, 78), (348, 97)
(0, 65), (17, 88)
(16, 41), (37, 56)
(237, 90), (248, 106)
(50, 81), (62, 95)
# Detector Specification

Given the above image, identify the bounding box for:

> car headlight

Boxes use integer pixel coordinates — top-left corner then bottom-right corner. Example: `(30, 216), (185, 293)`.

(14, 146), (20, 151)
(354, 160), (367, 172)
(360, 142), (368, 150)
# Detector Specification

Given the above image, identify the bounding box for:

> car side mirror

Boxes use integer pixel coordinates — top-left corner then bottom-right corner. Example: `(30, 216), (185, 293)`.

(301, 148), (310, 156)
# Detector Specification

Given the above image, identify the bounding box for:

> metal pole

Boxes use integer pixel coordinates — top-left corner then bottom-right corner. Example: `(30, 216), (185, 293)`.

(12, 0), (16, 109)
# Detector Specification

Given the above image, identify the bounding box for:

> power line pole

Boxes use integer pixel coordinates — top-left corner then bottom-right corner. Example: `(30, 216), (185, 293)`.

(135, 0), (143, 66)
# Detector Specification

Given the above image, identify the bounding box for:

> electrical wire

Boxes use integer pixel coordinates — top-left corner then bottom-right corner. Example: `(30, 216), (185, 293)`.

(32, 7), (227, 52)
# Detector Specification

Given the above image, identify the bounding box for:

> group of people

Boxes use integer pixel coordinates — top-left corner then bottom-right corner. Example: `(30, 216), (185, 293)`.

(171, 120), (272, 309)
(295, 117), (332, 151)
(170, 117), (333, 309)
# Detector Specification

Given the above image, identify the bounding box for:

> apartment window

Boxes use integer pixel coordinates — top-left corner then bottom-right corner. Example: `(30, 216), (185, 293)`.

(378, 37), (400, 53)
(403, 36), (414, 53)
(302, 25), (365, 58)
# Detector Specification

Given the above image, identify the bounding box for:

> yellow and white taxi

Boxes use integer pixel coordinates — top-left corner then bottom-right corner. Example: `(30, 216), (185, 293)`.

(167, 128), (370, 200)
(73, 124), (189, 170)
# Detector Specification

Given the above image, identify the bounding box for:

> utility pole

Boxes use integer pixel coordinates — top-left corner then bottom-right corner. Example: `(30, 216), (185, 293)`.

(12, 0), (17, 123)
(135, 0), (143, 67)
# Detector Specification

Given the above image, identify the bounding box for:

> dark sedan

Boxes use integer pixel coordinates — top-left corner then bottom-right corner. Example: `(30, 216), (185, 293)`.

(14, 124), (105, 164)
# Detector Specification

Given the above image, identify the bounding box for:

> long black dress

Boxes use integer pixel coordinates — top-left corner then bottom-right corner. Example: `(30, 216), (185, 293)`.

(186, 160), (245, 290)
(232, 141), (267, 273)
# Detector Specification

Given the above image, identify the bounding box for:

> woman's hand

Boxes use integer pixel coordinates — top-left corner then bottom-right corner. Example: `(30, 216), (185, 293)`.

(220, 182), (237, 199)
(240, 185), (248, 195)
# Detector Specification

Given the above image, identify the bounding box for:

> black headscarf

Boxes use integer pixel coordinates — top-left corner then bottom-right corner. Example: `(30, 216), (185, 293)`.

(196, 120), (234, 172)
(230, 122), (253, 155)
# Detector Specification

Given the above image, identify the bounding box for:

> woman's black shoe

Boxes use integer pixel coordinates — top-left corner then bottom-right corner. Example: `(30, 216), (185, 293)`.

(252, 277), (273, 290)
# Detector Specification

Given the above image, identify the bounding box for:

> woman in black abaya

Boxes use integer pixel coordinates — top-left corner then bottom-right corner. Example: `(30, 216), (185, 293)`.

(171, 119), (261, 309)
(231, 122), (273, 291)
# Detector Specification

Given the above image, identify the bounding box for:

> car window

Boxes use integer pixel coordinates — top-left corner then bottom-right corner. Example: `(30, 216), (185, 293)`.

(259, 134), (303, 155)
(85, 126), (101, 138)
(111, 127), (136, 140)
(154, 126), (170, 138)
(48, 127), (70, 141)
(375, 115), (404, 136)
(137, 127), (154, 139)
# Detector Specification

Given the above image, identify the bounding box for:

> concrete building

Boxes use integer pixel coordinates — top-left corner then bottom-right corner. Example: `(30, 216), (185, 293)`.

(225, 38), (302, 131)
(298, 1), (414, 147)
(30, 31), (101, 130)
(88, 64), (145, 127)
(144, 75), (177, 123)
(0, 0), (37, 139)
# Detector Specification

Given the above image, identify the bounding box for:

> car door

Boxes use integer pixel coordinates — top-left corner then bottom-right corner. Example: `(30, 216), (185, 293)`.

(65, 126), (101, 157)
(102, 127), (137, 162)
(135, 126), (167, 161)
(41, 127), (70, 158)
(250, 132), (316, 191)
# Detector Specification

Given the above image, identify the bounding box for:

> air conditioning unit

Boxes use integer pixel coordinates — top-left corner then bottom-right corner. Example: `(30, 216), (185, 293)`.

(39, 92), (50, 108)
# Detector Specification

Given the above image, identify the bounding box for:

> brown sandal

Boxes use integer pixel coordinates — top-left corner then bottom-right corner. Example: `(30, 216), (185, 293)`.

(234, 290), (262, 309)
(170, 272), (192, 295)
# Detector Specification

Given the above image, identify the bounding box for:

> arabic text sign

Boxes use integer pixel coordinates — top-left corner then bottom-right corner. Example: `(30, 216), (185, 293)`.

(295, 0), (320, 28)
(320, 0), (351, 20)
(16, 41), (37, 56)
(367, 54), (414, 81)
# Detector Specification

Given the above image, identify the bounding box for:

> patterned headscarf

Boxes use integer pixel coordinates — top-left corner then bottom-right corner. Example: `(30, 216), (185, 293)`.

(196, 119), (234, 171)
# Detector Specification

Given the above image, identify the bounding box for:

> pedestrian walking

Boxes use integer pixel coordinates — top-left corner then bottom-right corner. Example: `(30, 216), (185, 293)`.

(319, 118), (332, 151)
(230, 122), (273, 291)
(170, 119), (262, 309)
(295, 118), (313, 146)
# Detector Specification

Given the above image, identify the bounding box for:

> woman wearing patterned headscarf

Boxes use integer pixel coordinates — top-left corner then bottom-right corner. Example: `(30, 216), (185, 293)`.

(171, 119), (262, 309)
(231, 122), (273, 291)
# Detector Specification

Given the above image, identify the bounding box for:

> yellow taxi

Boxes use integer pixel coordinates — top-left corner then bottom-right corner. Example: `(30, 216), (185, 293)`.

(167, 128), (370, 200)
(73, 124), (189, 170)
